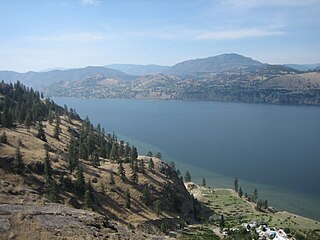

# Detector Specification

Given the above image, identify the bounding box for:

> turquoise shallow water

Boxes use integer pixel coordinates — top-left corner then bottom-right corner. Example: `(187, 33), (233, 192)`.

(54, 98), (320, 220)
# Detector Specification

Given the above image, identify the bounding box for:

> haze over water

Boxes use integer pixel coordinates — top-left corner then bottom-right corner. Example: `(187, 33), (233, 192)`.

(55, 98), (320, 220)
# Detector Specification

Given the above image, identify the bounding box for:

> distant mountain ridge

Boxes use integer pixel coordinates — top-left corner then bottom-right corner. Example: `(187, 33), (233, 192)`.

(165, 53), (263, 75)
(283, 63), (320, 71)
(0, 66), (135, 89)
(105, 64), (170, 75)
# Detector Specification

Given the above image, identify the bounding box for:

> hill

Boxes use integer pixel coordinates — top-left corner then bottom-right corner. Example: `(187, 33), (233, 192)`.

(0, 81), (196, 239)
(106, 64), (170, 75)
(0, 66), (135, 89)
(165, 53), (263, 75)
(283, 64), (320, 71)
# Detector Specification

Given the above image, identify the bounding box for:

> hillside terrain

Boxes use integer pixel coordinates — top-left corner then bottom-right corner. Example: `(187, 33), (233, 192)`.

(0, 81), (196, 239)
(1, 53), (319, 106)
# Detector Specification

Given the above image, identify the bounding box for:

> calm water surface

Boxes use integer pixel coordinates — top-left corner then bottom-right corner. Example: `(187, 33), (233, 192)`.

(54, 98), (320, 220)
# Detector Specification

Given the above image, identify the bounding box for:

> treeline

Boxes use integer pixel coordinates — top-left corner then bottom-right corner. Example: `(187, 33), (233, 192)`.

(0, 80), (80, 128)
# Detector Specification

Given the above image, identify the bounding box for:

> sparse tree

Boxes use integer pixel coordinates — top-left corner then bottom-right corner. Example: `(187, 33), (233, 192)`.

(47, 179), (59, 202)
(0, 131), (8, 144)
(109, 142), (119, 161)
(131, 161), (139, 184)
(83, 189), (92, 209)
(238, 187), (243, 198)
(109, 172), (115, 185)
(148, 158), (155, 171)
(13, 147), (24, 174)
(147, 151), (153, 157)
(36, 122), (47, 142)
(91, 150), (100, 168)
(53, 123), (60, 140)
(138, 159), (145, 173)
(234, 177), (239, 193)
(142, 185), (151, 206)
(184, 170), (191, 182)
(44, 150), (52, 184)
(118, 162), (125, 181)
(202, 178), (206, 187)
(75, 164), (86, 194)
(155, 152), (162, 159)
(253, 188), (258, 203)
(125, 188), (131, 209)
(219, 214), (225, 231)
(154, 200), (162, 216)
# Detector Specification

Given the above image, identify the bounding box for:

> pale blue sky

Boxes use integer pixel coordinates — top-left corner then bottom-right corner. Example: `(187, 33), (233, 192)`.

(1, 0), (320, 72)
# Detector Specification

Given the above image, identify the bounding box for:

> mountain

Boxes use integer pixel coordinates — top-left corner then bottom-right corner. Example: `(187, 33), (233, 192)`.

(105, 64), (170, 75)
(283, 64), (320, 72)
(165, 53), (263, 75)
(0, 66), (135, 89)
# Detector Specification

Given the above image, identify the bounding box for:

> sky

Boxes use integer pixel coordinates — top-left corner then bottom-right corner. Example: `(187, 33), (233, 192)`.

(0, 0), (320, 72)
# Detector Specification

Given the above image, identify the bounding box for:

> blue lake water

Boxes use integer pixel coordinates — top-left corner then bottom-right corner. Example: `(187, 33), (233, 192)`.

(54, 98), (320, 220)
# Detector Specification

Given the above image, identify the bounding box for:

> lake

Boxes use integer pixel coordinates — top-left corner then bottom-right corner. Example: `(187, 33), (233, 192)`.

(54, 98), (320, 220)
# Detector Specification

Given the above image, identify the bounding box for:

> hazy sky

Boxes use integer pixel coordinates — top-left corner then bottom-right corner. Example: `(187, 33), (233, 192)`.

(1, 0), (320, 72)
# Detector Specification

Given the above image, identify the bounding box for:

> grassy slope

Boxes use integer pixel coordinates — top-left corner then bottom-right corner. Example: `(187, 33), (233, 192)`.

(188, 184), (319, 238)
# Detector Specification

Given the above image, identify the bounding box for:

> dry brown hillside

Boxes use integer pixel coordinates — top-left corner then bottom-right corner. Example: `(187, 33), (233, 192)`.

(0, 114), (195, 239)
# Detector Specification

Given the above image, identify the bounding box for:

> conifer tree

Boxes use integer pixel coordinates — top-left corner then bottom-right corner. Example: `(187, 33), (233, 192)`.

(91, 150), (100, 168)
(83, 189), (92, 209)
(219, 214), (225, 231)
(147, 151), (153, 157)
(148, 158), (155, 171)
(125, 188), (131, 209)
(155, 152), (162, 159)
(202, 178), (206, 187)
(131, 161), (139, 184)
(67, 137), (78, 173)
(36, 122), (47, 142)
(47, 179), (59, 202)
(0, 131), (8, 144)
(253, 188), (258, 203)
(44, 150), (52, 184)
(13, 147), (24, 174)
(234, 177), (239, 193)
(53, 123), (60, 140)
(154, 200), (162, 216)
(75, 164), (86, 194)
(109, 172), (115, 185)
(109, 142), (119, 161)
(184, 171), (191, 182)
(238, 187), (243, 198)
(118, 162), (125, 181)
(48, 111), (53, 125)
(138, 159), (145, 173)
(142, 185), (150, 206)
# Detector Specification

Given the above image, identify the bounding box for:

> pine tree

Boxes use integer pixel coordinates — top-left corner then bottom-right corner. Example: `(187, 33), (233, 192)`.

(44, 150), (52, 184)
(263, 199), (268, 209)
(184, 171), (191, 182)
(48, 111), (53, 125)
(125, 188), (131, 209)
(253, 188), (258, 203)
(83, 189), (92, 209)
(67, 137), (78, 173)
(131, 161), (139, 184)
(202, 178), (206, 187)
(118, 162), (125, 181)
(154, 200), (162, 216)
(75, 164), (86, 194)
(155, 152), (162, 159)
(109, 172), (115, 185)
(0, 131), (8, 144)
(13, 147), (24, 174)
(219, 214), (225, 231)
(148, 158), (155, 171)
(234, 177), (239, 193)
(109, 142), (119, 161)
(131, 146), (138, 161)
(91, 150), (100, 168)
(142, 185), (150, 206)
(47, 179), (59, 202)
(138, 159), (145, 173)
(147, 151), (153, 157)
(238, 187), (243, 198)
(36, 122), (47, 142)
(53, 123), (60, 140)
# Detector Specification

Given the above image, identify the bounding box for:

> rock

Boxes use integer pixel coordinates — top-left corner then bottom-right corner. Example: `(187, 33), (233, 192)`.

(0, 218), (10, 232)
(27, 161), (44, 175)
(91, 177), (98, 183)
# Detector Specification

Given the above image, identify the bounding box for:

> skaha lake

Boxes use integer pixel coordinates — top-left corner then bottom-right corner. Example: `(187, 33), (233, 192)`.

(54, 98), (320, 220)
